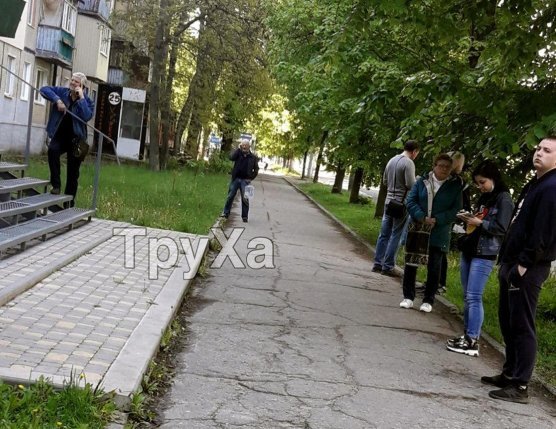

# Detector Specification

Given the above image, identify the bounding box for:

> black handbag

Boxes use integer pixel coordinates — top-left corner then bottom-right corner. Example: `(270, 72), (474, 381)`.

(385, 199), (406, 218)
(72, 136), (89, 161)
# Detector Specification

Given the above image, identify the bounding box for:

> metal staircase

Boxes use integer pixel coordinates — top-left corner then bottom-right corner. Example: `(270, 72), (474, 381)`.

(0, 157), (95, 254)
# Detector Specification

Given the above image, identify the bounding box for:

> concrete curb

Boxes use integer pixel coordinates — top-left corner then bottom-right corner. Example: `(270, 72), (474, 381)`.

(0, 228), (114, 307)
(285, 176), (555, 397)
(102, 236), (210, 408)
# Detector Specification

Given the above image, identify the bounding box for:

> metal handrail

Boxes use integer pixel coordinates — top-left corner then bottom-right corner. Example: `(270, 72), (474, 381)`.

(0, 63), (120, 210)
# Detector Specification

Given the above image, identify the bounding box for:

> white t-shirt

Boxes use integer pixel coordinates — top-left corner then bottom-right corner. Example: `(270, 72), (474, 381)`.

(432, 173), (447, 194)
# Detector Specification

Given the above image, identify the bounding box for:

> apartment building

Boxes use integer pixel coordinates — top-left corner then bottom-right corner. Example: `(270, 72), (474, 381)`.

(0, 0), (113, 154)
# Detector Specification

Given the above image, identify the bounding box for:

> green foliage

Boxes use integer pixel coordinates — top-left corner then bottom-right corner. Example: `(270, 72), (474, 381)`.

(0, 376), (116, 428)
(266, 0), (556, 190)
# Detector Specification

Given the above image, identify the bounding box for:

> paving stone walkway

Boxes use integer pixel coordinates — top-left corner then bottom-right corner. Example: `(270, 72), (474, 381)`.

(0, 218), (208, 404)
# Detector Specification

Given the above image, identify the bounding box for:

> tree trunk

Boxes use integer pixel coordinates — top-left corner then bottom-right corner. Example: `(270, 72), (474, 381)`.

(221, 128), (234, 153)
(148, 0), (171, 171)
(349, 167), (364, 203)
(331, 163), (346, 194)
(374, 182), (387, 218)
(348, 168), (355, 191)
(301, 150), (308, 179)
(159, 34), (179, 170)
(312, 130), (328, 183)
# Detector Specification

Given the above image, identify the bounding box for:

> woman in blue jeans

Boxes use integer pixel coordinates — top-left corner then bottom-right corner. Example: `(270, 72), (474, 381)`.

(446, 161), (514, 357)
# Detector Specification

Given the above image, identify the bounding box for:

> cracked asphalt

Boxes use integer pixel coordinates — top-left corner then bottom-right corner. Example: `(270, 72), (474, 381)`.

(157, 174), (555, 428)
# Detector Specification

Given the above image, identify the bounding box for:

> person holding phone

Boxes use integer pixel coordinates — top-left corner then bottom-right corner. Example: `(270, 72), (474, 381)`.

(220, 140), (259, 222)
(446, 161), (513, 357)
(40, 72), (94, 204)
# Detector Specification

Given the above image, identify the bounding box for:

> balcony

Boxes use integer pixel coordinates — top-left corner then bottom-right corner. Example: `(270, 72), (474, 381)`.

(36, 26), (74, 67)
(78, 0), (111, 22)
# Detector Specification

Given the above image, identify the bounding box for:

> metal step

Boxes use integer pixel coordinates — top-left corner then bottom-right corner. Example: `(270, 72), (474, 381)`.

(0, 207), (95, 252)
(0, 193), (73, 218)
(0, 162), (27, 173)
(0, 177), (49, 194)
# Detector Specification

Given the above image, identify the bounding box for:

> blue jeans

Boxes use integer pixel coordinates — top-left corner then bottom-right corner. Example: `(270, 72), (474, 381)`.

(223, 178), (249, 219)
(460, 255), (495, 339)
(373, 212), (408, 272)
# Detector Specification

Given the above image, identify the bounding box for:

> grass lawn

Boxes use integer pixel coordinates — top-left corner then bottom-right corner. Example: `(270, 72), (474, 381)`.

(299, 180), (556, 387)
(25, 157), (230, 234)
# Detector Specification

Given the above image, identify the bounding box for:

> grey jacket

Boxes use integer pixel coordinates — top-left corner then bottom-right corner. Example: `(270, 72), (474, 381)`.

(382, 153), (416, 204)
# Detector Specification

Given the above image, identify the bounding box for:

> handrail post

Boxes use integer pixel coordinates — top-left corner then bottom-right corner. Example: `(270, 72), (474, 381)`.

(92, 134), (103, 211)
(25, 87), (34, 166)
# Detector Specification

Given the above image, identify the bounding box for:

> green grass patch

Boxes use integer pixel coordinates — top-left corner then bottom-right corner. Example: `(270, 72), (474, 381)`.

(0, 377), (116, 428)
(299, 181), (556, 387)
(24, 157), (230, 234)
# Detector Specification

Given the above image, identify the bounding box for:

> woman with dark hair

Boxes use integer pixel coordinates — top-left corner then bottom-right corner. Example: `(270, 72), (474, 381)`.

(446, 161), (514, 357)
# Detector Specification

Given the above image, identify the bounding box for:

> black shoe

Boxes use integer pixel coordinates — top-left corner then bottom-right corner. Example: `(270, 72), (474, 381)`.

(489, 384), (529, 404)
(371, 265), (382, 273)
(481, 373), (513, 388)
(446, 335), (479, 357)
(220, 213), (229, 218)
(381, 269), (396, 277)
(242, 217), (248, 223)
(51, 187), (61, 195)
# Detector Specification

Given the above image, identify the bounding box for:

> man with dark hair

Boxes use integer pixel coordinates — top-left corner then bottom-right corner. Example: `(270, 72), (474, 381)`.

(221, 140), (259, 222)
(483, 136), (556, 404)
(372, 140), (420, 276)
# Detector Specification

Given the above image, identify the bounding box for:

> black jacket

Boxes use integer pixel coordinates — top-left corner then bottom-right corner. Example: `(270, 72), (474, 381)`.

(230, 149), (259, 181)
(499, 168), (556, 267)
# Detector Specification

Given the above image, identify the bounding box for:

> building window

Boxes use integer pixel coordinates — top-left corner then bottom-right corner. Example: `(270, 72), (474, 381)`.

(4, 56), (16, 98)
(20, 62), (32, 101)
(34, 68), (46, 105)
(27, 0), (36, 26)
(62, 1), (77, 35)
(100, 26), (110, 57)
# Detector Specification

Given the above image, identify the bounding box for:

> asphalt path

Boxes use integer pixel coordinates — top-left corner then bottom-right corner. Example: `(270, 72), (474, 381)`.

(157, 173), (555, 428)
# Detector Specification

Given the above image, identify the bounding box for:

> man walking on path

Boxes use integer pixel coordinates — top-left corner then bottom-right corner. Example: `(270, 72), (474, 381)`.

(484, 136), (556, 404)
(373, 140), (419, 276)
(221, 140), (259, 222)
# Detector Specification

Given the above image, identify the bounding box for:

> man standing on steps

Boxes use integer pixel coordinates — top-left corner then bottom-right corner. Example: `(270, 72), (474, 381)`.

(372, 140), (420, 276)
(483, 136), (556, 404)
(40, 72), (94, 205)
(221, 140), (259, 222)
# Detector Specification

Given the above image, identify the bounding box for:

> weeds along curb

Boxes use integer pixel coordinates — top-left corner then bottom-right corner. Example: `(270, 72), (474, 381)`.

(284, 176), (556, 398)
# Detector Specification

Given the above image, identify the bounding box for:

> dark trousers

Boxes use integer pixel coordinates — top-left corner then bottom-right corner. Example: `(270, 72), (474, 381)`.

(222, 178), (249, 219)
(48, 137), (82, 201)
(403, 246), (444, 304)
(498, 263), (550, 384)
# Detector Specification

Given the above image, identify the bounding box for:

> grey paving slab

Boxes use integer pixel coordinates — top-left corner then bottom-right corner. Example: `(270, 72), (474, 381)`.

(158, 174), (555, 429)
(0, 218), (208, 405)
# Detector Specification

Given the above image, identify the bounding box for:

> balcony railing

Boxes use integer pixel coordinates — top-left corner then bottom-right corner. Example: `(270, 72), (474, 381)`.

(78, 0), (111, 22)
(36, 26), (74, 67)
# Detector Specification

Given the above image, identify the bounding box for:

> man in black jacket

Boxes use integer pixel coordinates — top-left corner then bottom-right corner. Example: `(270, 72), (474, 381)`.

(221, 140), (259, 222)
(482, 136), (556, 404)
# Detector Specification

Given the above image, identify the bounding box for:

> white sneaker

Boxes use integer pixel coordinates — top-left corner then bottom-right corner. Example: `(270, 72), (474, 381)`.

(420, 303), (432, 313)
(399, 299), (413, 309)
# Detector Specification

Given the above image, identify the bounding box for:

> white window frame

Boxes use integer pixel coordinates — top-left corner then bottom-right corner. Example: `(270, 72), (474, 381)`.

(4, 55), (16, 98)
(62, 1), (77, 35)
(34, 68), (46, 105)
(27, 0), (36, 27)
(20, 62), (33, 101)
(100, 26), (110, 57)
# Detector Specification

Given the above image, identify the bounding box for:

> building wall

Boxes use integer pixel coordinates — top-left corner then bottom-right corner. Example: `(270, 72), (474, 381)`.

(73, 15), (109, 82)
